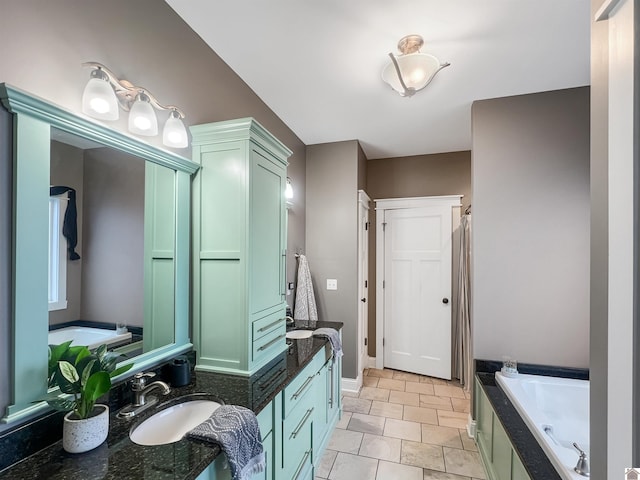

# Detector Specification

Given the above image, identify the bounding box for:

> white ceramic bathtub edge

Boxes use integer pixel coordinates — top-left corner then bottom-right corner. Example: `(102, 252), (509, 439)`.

(495, 372), (589, 480)
(48, 326), (132, 350)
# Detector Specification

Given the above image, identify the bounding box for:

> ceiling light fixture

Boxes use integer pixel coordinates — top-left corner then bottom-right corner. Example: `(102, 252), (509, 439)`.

(382, 35), (450, 97)
(81, 62), (188, 148)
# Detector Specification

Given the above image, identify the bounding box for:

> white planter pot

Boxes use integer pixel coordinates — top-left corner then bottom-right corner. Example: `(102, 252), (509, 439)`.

(63, 404), (109, 454)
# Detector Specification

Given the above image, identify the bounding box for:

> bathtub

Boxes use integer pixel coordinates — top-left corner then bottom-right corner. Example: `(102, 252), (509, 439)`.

(495, 372), (589, 480)
(48, 326), (132, 350)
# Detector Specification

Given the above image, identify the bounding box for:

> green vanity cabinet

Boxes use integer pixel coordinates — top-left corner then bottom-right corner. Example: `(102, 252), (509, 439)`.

(195, 344), (341, 480)
(190, 118), (292, 376)
(278, 351), (322, 480)
(475, 377), (532, 480)
(313, 350), (342, 457)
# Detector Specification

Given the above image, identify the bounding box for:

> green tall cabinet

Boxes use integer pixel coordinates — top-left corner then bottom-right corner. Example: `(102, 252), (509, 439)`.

(191, 118), (291, 375)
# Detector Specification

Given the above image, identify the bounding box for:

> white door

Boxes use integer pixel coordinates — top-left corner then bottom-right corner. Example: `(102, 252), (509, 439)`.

(382, 204), (453, 379)
(357, 191), (370, 377)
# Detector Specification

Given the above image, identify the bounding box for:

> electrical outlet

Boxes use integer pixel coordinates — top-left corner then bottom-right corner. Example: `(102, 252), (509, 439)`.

(327, 279), (338, 290)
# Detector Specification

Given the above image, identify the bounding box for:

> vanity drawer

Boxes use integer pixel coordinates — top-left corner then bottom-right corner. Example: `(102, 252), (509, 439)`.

(252, 326), (286, 363)
(252, 312), (286, 341)
(283, 400), (314, 480)
(283, 352), (323, 417)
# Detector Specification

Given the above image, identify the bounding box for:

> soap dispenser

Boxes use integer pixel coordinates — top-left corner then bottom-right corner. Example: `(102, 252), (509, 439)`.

(168, 355), (191, 387)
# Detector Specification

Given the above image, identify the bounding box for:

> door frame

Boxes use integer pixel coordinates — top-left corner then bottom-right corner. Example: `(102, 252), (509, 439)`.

(357, 190), (371, 382)
(375, 195), (462, 371)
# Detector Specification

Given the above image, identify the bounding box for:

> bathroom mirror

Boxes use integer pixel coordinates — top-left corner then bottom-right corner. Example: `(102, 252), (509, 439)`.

(49, 130), (175, 356)
(1, 84), (198, 424)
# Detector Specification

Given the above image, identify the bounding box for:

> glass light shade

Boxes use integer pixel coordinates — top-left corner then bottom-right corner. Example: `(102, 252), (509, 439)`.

(82, 77), (119, 120)
(285, 178), (294, 199)
(128, 96), (158, 136)
(382, 53), (442, 96)
(162, 113), (189, 148)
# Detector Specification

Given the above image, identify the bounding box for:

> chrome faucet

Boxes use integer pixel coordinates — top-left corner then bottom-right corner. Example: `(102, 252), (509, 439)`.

(117, 372), (171, 418)
(131, 372), (171, 406)
(573, 443), (590, 477)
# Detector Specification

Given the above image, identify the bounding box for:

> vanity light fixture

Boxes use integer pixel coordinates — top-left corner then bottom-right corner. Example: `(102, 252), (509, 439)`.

(81, 69), (119, 120)
(128, 92), (158, 136)
(163, 109), (189, 148)
(81, 62), (188, 148)
(381, 35), (450, 97)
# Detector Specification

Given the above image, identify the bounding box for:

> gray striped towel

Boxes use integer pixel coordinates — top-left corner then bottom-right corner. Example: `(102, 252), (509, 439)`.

(186, 405), (264, 480)
(313, 328), (343, 359)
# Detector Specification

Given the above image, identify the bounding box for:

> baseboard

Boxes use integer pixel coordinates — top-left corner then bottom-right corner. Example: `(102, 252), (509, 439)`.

(367, 356), (376, 369)
(341, 376), (362, 393)
(466, 415), (476, 438)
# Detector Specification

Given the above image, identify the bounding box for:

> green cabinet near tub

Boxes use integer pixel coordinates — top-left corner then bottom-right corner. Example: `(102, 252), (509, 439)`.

(191, 118), (291, 376)
(475, 377), (532, 480)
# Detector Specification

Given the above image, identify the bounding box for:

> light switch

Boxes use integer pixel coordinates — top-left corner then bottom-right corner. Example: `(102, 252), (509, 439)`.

(327, 279), (338, 290)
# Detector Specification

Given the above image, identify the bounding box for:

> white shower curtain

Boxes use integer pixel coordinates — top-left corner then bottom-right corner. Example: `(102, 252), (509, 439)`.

(453, 214), (472, 391)
(294, 254), (318, 321)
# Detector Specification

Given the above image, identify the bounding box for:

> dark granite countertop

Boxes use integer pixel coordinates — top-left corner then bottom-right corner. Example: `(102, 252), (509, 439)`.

(0, 321), (343, 480)
(476, 372), (562, 480)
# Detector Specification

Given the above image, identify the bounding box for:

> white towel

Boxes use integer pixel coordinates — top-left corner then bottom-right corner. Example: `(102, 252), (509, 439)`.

(294, 254), (318, 321)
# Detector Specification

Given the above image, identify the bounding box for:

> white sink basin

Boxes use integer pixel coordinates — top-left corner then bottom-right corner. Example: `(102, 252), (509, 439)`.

(130, 399), (221, 446)
(286, 329), (313, 339)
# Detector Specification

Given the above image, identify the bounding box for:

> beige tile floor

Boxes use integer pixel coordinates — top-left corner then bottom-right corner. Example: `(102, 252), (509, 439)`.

(316, 368), (486, 480)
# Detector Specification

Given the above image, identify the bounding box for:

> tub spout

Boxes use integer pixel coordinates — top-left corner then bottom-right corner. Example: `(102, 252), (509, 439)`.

(573, 443), (589, 477)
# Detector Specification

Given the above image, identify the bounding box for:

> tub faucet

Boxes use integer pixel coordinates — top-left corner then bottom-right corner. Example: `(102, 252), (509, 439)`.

(573, 443), (590, 477)
(131, 372), (171, 406)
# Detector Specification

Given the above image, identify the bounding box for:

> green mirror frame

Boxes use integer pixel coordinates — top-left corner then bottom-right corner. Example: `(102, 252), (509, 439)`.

(0, 84), (199, 424)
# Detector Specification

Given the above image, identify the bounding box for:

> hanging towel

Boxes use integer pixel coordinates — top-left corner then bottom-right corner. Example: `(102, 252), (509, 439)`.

(50, 186), (81, 260)
(186, 405), (265, 480)
(294, 254), (318, 321)
(312, 328), (343, 359)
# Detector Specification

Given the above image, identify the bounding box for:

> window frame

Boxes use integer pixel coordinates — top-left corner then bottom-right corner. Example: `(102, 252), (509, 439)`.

(48, 194), (67, 311)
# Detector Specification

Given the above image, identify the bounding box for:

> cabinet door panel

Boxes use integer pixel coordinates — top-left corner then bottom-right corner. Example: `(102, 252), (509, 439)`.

(249, 145), (285, 315)
(511, 451), (531, 480)
(475, 383), (493, 464)
(492, 415), (512, 480)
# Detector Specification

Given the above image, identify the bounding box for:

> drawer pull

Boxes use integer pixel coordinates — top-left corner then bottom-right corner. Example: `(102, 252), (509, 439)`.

(257, 318), (284, 333)
(291, 375), (314, 400)
(329, 363), (334, 407)
(290, 408), (314, 439)
(293, 450), (311, 480)
(257, 334), (285, 351)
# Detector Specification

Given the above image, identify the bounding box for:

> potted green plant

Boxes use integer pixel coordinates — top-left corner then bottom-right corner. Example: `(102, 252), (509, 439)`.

(45, 341), (133, 453)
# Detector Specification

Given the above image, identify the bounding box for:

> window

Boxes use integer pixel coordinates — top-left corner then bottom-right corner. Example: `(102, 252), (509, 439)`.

(48, 195), (67, 311)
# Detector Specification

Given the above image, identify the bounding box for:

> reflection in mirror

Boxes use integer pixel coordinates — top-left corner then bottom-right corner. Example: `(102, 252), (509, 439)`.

(48, 128), (176, 358)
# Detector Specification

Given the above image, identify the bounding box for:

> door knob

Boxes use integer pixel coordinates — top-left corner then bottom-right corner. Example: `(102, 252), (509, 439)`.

(360, 298), (366, 303)
(442, 298), (449, 304)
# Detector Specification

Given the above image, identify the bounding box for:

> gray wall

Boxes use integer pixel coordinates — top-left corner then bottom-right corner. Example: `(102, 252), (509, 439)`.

(306, 141), (362, 379)
(49, 145), (147, 328)
(365, 151), (472, 357)
(81, 148), (145, 327)
(49, 141), (85, 326)
(471, 87), (590, 368)
(0, 0), (305, 429)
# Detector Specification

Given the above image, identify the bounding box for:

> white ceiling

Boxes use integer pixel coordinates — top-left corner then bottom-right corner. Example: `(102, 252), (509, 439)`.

(166, 1), (591, 159)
